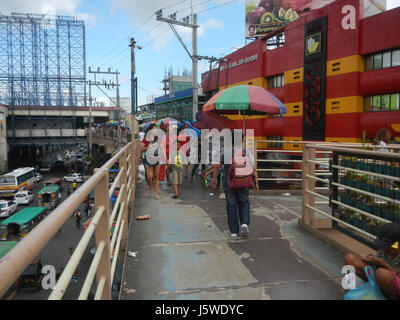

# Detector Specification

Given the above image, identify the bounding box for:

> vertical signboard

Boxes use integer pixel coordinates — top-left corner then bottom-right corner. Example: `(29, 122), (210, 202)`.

(302, 16), (327, 141)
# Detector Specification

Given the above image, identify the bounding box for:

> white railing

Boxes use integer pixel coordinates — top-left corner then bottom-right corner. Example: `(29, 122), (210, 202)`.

(0, 140), (141, 300)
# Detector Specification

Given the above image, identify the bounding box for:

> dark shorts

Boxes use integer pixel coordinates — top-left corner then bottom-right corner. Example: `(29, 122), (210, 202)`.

(143, 157), (161, 167)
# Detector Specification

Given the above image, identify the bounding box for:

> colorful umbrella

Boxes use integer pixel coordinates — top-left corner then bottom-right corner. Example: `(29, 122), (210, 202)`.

(156, 117), (180, 128)
(203, 85), (287, 146)
(203, 85), (287, 116)
(178, 120), (201, 137)
(139, 121), (155, 130)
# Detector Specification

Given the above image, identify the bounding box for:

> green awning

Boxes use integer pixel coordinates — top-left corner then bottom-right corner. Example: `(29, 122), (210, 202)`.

(38, 186), (59, 195)
(1, 207), (46, 225)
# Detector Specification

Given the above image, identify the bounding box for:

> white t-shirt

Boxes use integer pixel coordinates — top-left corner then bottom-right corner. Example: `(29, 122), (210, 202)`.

(378, 141), (389, 153)
(138, 132), (145, 141)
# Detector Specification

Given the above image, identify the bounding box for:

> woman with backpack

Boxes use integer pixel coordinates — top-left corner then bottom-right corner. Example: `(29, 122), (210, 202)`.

(211, 134), (258, 238)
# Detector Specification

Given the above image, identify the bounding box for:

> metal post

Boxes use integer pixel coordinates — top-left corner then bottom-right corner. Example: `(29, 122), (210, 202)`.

(88, 79), (92, 158)
(130, 38), (136, 114)
(301, 144), (315, 227)
(192, 14), (198, 122)
(94, 169), (111, 300)
(116, 72), (121, 146)
(119, 149), (128, 262)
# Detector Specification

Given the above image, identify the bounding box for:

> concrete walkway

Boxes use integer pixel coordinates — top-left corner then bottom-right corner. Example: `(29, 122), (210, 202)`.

(121, 177), (346, 300)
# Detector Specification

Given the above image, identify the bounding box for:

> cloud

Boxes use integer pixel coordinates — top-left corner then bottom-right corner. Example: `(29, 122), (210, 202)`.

(0, 0), (97, 27)
(107, 0), (225, 50)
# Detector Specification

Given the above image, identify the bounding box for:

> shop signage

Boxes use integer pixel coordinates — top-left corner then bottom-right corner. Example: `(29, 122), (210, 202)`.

(302, 16), (327, 141)
(220, 54), (258, 72)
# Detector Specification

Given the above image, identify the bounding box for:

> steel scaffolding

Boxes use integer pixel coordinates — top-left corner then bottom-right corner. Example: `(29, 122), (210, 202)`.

(0, 12), (86, 107)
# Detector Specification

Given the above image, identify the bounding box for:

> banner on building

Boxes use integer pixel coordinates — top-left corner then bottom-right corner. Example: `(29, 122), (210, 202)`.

(245, 0), (387, 39)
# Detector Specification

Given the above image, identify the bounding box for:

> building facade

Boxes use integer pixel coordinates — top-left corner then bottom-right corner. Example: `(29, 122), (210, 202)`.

(201, 0), (400, 147)
(154, 88), (205, 122)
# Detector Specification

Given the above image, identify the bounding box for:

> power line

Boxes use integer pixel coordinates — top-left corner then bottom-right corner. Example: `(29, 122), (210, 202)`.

(91, 13), (155, 66)
(161, 0), (190, 11)
(176, 0), (213, 14)
(141, 27), (171, 48)
(99, 46), (129, 69)
(136, 22), (164, 42)
(110, 52), (131, 69)
(196, 0), (239, 15)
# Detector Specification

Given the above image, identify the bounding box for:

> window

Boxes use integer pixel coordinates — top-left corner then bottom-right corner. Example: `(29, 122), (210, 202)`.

(365, 55), (373, 71)
(391, 93), (400, 110)
(364, 96), (372, 112)
(364, 93), (400, 112)
(268, 74), (284, 89)
(383, 52), (391, 68)
(365, 48), (400, 70)
(393, 49), (400, 67)
(373, 53), (382, 70)
(0, 176), (16, 184)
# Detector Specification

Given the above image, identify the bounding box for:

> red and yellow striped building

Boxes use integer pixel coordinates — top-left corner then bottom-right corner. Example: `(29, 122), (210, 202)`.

(201, 0), (400, 148)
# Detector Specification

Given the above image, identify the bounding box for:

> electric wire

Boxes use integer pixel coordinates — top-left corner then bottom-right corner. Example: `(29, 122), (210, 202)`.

(196, 0), (239, 15)
(91, 13), (155, 67)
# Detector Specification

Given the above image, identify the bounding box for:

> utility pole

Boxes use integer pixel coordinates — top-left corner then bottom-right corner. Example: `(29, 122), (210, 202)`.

(88, 67), (121, 148)
(192, 14), (198, 122)
(129, 38), (142, 136)
(156, 10), (199, 121)
(88, 78), (93, 158)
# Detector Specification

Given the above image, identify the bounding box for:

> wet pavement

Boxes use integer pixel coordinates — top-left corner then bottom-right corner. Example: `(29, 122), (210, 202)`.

(121, 176), (346, 300)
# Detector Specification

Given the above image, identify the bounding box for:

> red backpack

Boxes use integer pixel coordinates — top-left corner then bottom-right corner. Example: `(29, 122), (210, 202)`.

(227, 150), (255, 189)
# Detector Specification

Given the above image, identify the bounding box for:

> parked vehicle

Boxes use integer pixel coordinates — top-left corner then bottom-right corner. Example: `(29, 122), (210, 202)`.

(0, 200), (18, 218)
(43, 178), (63, 191)
(15, 257), (44, 292)
(1, 207), (47, 240)
(63, 173), (84, 183)
(13, 191), (34, 205)
(38, 186), (60, 209)
(0, 167), (36, 197)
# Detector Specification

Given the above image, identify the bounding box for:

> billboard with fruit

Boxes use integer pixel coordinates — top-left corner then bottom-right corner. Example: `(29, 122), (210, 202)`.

(245, 0), (336, 38)
(245, 0), (387, 38)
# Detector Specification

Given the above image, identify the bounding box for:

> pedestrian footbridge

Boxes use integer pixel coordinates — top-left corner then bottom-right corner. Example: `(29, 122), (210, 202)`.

(0, 140), (398, 300)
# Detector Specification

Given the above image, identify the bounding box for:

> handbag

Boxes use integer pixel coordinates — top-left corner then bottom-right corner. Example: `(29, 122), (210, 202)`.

(344, 266), (387, 300)
(227, 153), (255, 189)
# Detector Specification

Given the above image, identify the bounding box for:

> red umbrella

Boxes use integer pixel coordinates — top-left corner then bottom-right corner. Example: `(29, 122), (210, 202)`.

(194, 111), (235, 131)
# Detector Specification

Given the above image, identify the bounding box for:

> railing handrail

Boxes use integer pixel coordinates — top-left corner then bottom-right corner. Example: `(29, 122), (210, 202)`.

(0, 141), (138, 299)
(308, 143), (400, 159)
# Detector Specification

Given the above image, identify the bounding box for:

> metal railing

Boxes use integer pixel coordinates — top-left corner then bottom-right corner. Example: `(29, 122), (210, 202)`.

(0, 140), (141, 299)
(301, 142), (400, 249)
(255, 140), (331, 190)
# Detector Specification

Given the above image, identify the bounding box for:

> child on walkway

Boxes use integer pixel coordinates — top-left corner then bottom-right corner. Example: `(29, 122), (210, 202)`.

(171, 142), (184, 199)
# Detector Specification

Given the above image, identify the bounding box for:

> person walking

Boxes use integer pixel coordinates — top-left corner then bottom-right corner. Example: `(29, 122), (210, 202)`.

(72, 181), (77, 192)
(87, 205), (92, 218)
(74, 209), (81, 229)
(211, 135), (258, 238)
(170, 142), (184, 199)
(141, 124), (162, 200)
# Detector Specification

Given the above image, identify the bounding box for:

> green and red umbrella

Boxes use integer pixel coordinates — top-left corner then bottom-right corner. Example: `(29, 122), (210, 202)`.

(203, 85), (287, 116)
